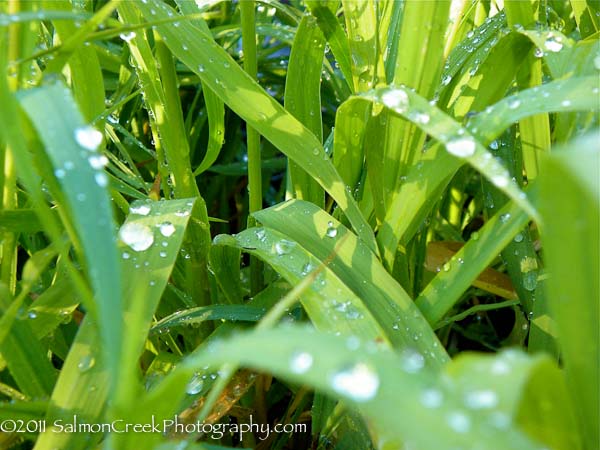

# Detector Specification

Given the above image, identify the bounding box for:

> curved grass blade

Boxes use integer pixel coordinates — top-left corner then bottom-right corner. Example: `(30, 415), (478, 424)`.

(285, 13), (325, 206)
(151, 304), (265, 335)
(168, 326), (546, 450)
(415, 200), (528, 325)
(213, 230), (387, 343)
(18, 82), (122, 384)
(134, 0), (377, 254)
(253, 200), (449, 366)
(538, 132), (599, 449)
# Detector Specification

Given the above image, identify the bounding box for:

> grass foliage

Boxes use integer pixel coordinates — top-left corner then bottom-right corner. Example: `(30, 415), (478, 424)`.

(0, 0), (598, 449)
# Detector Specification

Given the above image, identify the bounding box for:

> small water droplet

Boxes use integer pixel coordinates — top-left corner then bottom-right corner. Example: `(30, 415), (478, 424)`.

(78, 354), (95, 372)
(290, 351), (313, 374)
(130, 204), (151, 216)
(421, 389), (443, 408)
(28, 311), (37, 319)
(499, 213), (511, 223)
(119, 31), (136, 42)
(447, 411), (471, 433)
(88, 154), (108, 170)
(544, 35), (563, 52)
(401, 349), (425, 373)
(442, 75), (452, 86)
(533, 47), (544, 58)
(95, 172), (108, 187)
(442, 262), (451, 272)
(508, 99), (521, 109)
(274, 239), (296, 255)
(326, 221), (338, 238)
(158, 222), (175, 237)
(513, 233), (524, 243)
(464, 390), (498, 409)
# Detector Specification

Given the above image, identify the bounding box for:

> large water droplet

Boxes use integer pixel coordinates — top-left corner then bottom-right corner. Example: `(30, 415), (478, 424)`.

(330, 363), (379, 402)
(446, 136), (476, 157)
(186, 373), (204, 395)
(74, 125), (103, 151)
(119, 222), (154, 251)
(290, 351), (313, 374)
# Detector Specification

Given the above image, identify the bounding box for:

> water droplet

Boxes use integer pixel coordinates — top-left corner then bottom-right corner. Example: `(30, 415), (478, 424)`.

(421, 389), (443, 408)
(544, 35), (563, 52)
(442, 262), (451, 272)
(159, 251), (167, 258)
(130, 204), (151, 216)
(122, 252), (131, 259)
(499, 213), (511, 223)
(513, 233), (524, 243)
(326, 221), (338, 238)
(312, 147), (320, 156)
(446, 136), (476, 157)
(55, 168), (66, 179)
(301, 262), (314, 275)
(95, 172), (108, 187)
(381, 89), (409, 112)
(508, 99), (521, 109)
(447, 411), (471, 433)
(119, 31), (136, 42)
(274, 239), (296, 256)
(290, 351), (313, 374)
(158, 222), (175, 237)
(489, 140), (499, 150)
(330, 363), (379, 402)
(441, 75), (452, 86)
(533, 47), (544, 58)
(464, 390), (498, 409)
(561, 99), (572, 107)
(198, 64), (205, 73)
(28, 311), (37, 319)
(88, 154), (108, 170)
(119, 222), (154, 251)
(401, 349), (425, 373)
(414, 111), (430, 124)
(186, 373), (204, 395)
(74, 126), (103, 151)
(78, 354), (95, 372)
(491, 174), (509, 187)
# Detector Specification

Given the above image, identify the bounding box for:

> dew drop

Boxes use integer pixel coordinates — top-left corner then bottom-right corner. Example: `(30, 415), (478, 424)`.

(489, 140), (499, 150)
(508, 98), (521, 109)
(274, 239), (296, 256)
(119, 222), (154, 251)
(119, 31), (136, 42)
(95, 172), (108, 187)
(446, 136), (476, 157)
(326, 221), (338, 238)
(130, 204), (151, 216)
(533, 47), (544, 58)
(464, 390), (498, 409)
(74, 125), (103, 151)
(447, 411), (471, 433)
(544, 36), (563, 52)
(186, 373), (204, 395)
(89, 154), (109, 170)
(441, 75), (452, 86)
(421, 388), (443, 408)
(290, 351), (313, 374)
(330, 363), (379, 402)
(381, 89), (409, 112)
(78, 354), (95, 372)
(28, 311), (37, 319)
(158, 222), (176, 237)
(491, 174), (509, 187)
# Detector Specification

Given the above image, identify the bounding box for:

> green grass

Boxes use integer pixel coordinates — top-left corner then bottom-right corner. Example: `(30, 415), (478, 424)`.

(0, 0), (598, 449)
